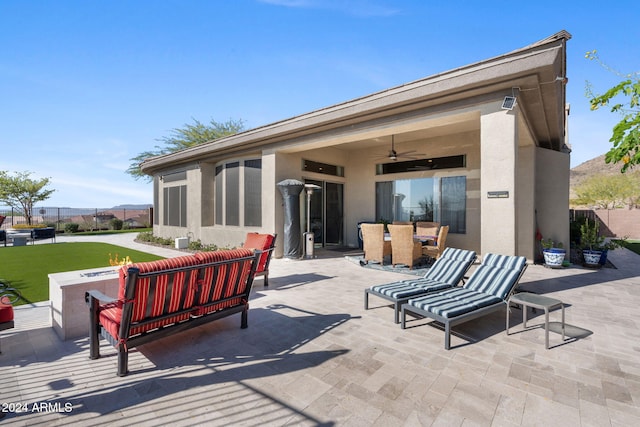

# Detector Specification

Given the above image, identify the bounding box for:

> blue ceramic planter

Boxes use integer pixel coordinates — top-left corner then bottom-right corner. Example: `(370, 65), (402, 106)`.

(543, 248), (566, 267)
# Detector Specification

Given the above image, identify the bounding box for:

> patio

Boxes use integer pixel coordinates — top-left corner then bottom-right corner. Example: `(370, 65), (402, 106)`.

(1, 236), (640, 425)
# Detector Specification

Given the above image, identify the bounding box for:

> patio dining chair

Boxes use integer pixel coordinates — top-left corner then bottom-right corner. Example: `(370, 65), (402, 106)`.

(388, 224), (423, 269)
(361, 223), (391, 265)
(423, 225), (449, 260)
(415, 221), (439, 238)
(401, 253), (527, 349)
(365, 247), (477, 323)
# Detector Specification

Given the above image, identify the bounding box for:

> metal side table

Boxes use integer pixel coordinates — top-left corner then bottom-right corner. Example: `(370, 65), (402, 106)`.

(507, 292), (565, 349)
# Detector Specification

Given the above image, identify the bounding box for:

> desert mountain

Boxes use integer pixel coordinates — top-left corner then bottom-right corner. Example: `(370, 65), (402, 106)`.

(570, 154), (623, 189)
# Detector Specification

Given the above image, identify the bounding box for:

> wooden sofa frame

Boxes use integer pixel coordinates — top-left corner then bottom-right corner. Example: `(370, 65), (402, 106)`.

(86, 248), (264, 376)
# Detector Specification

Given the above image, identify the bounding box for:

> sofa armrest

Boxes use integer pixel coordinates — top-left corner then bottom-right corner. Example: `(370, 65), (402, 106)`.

(85, 289), (117, 306)
(86, 289), (118, 360)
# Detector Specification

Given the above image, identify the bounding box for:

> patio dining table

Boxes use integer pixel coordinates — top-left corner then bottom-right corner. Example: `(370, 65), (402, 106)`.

(384, 233), (437, 245)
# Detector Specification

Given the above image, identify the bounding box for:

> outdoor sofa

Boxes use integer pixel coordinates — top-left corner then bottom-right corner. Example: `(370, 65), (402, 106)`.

(364, 247), (477, 323)
(86, 248), (265, 376)
(30, 227), (56, 244)
(401, 253), (527, 349)
(242, 232), (277, 286)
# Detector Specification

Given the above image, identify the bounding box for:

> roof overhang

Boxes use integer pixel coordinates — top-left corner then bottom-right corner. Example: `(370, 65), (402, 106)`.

(141, 30), (571, 175)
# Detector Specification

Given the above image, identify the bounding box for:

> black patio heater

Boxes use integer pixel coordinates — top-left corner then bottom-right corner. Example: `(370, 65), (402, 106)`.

(277, 179), (305, 259)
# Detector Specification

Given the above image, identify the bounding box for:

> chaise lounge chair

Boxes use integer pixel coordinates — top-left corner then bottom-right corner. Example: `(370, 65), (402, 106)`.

(401, 253), (527, 349)
(364, 248), (477, 323)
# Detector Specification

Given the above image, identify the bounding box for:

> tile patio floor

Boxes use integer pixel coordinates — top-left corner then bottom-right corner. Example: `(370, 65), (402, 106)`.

(1, 235), (639, 426)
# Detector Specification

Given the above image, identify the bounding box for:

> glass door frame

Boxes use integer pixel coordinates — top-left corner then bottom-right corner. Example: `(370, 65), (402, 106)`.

(303, 178), (344, 248)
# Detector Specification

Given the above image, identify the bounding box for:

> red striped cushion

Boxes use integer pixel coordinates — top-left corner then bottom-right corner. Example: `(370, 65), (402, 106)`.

(98, 304), (121, 339)
(99, 305), (192, 339)
(242, 233), (274, 273)
(101, 255), (201, 338)
(193, 249), (254, 316)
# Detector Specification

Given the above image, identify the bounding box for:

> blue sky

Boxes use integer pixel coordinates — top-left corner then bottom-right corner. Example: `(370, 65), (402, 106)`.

(1, 0), (638, 208)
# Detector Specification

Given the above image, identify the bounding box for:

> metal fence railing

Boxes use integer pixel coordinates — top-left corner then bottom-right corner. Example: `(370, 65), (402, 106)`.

(0, 207), (153, 231)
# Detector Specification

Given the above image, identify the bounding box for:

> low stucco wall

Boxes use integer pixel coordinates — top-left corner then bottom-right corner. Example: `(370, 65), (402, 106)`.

(574, 209), (640, 239)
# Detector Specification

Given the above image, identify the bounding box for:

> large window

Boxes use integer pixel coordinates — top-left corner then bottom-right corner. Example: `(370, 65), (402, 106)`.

(244, 159), (262, 226)
(225, 162), (240, 226)
(163, 184), (187, 227)
(375, 176), (466, 233)
(215, 159), (262, 227)
(376, 155), (465, 175)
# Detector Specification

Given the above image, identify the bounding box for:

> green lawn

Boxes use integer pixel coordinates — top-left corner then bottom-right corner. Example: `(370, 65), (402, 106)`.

(0, 242), (163, 306)
(624, 240), (640, 256)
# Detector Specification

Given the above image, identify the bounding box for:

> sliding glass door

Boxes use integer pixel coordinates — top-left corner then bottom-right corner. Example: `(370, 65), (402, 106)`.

(304, 179), (344, 247)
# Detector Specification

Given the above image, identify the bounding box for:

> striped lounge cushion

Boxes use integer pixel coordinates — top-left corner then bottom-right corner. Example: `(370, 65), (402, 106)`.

(406, 254), (526, 319)
(463, 255), (527, 300)
(370, 278), (455, 299)
(193, 248), (255, 316)
(407, 287), (502, 319)
(438, 247), (477, 263)
(99, 255), (201, 339)
(368, 248), (475, 299)
(425, 257), (474, 285)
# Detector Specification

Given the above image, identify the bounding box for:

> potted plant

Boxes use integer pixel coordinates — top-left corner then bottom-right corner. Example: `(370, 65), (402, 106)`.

(580, 218), (605, 267)
(541, 238), (566, 268)
(595, 236), (628, 266)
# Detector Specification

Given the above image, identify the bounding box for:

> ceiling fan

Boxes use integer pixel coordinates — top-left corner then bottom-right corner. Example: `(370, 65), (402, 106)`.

(373, 135), (424, 162)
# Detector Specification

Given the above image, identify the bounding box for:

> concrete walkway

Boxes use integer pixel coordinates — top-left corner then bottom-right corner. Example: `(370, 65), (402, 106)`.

(1, 236), (640, 426)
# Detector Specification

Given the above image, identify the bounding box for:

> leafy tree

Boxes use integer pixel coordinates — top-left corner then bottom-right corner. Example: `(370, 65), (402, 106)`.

(418, 196), (435, 221)
(0, 171), (55, 225)
(127, 118), (245, 181)
(572, 172), (639, 209)
(585, 50), (640, 172)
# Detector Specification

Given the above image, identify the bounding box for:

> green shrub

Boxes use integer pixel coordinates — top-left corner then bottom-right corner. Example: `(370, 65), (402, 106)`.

(188, 239), (218, 252)
(64, 223), (79, 233)
(136, 231), (173, 246)
(570, 215), (587, 246)
(110, 218), (124, 230)
(12, 224), (48, 229)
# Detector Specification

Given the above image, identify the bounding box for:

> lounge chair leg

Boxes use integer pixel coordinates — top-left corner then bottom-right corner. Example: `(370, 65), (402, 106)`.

(444, 323), (451, 350)
(264, 274), (269, 287)
(364, 290), (369, 310)
(394, 302), (400, 324)
(401, 306), (406, 329)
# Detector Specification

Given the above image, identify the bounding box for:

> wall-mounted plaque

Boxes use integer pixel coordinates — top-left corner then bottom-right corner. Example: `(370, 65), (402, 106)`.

(487, 191), (509, 198)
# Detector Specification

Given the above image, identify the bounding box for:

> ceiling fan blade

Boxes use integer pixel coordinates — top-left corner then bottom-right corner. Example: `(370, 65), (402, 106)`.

(396, 151), (426, 160)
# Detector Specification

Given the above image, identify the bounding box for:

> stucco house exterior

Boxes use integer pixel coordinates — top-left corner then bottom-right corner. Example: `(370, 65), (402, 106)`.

(140, 31), (572, 261)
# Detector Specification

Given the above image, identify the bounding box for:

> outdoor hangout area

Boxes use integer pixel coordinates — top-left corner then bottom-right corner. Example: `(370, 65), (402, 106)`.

(1, 233), (640, 425)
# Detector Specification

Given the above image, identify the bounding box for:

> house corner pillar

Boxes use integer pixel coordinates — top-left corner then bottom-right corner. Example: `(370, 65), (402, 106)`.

(480, 109), (518, 256)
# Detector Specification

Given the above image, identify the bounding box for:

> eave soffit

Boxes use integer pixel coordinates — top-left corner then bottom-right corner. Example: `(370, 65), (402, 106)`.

(142, 30), (571, 174)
